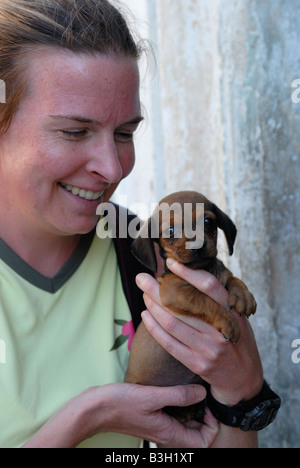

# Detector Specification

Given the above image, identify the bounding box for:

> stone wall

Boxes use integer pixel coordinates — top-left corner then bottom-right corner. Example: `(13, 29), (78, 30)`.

(116, 0), (300, 448)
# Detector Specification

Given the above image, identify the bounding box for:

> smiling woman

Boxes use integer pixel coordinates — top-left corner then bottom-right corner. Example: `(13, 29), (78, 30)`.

(0, 48), (142, 265)
(0, 0), (156, 449)
(0, 0), (144, 248)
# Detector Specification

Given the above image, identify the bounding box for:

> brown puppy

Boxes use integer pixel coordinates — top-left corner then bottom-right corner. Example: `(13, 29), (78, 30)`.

(125, 191), (257, 422)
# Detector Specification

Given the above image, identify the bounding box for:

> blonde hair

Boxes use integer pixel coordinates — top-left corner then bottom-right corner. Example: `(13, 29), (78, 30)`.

(0, 0), (142, 132)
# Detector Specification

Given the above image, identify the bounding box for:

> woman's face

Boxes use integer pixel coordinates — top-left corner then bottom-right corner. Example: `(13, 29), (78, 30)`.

(0, 48), (142, 237)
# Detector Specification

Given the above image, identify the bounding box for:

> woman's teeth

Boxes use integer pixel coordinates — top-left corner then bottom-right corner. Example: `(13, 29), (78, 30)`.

(59, 183), (104, 201)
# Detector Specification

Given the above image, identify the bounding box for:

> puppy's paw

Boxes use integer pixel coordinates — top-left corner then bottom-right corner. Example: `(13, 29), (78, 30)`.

(218, 316), (241, 344)
(228, 286), (257, 318)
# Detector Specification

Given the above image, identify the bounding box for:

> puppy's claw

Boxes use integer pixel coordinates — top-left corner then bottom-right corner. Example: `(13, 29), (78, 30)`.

(223, 334), (231, 342)
(228, 288), (257, 318)
(224, 335), (237, 345)
(219, 329), (238, 345)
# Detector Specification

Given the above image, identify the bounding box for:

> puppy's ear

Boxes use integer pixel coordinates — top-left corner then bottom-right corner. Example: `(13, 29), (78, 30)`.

(131, 219), (158, 272)
(212, 204), (237, 256)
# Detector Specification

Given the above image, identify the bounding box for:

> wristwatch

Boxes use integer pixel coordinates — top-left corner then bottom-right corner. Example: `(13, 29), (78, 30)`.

(206, 380), (281, 432)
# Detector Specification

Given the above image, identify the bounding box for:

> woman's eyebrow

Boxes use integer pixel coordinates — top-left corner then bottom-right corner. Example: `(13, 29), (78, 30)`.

(49, 115), (100, 125)
(122, 116), (144, 126)
(49, 114), (144, 126)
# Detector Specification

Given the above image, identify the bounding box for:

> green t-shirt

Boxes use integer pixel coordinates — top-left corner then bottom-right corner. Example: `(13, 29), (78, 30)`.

(0, 232), (140, 448)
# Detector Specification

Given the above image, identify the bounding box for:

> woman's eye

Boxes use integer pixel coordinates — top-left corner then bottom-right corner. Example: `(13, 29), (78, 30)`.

(115, 132), (134, 142)
(61, 130), (87, 139)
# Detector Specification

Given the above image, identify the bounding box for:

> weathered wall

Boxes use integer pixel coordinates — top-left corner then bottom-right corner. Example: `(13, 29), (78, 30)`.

(218, 0), (300, 448)
(117, 0), (300, 447)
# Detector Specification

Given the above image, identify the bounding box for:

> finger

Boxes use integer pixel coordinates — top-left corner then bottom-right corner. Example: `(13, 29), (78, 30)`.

(166, 258), (229, 309)
(141, 309), (205, 375)
(137, 270), (231, 339)
(138, 272), (226, 340)
(169, 384), (207, 408)
(146, 383), (207, 411)
(183, 410), (219, 441)
(136, 273), (161, 303)
(142, 293), (223, 347)
(159, 407), (219, 449)
(201, 408), (219, 443)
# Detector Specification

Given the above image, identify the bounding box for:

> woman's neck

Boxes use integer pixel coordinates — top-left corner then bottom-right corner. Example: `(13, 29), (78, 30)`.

(0, 224), (81, 278)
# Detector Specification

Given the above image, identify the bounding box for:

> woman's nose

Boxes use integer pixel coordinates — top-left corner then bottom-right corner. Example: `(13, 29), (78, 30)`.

(85, 136), (123, 183)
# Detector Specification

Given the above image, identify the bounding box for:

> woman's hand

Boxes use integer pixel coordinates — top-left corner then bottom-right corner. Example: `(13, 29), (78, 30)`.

(81, 383), (219, 448)
(136, 258), (263, 407)
(23, 382), (218, 448)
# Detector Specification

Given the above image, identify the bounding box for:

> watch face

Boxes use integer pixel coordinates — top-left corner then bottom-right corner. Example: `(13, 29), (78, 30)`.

(241, 399), (281, 432)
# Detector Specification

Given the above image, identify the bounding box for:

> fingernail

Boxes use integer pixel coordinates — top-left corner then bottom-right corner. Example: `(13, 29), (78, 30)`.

(166, 258), (175, 268)
(195, 386), (207, 401)
(141, 310), (151, 323)
(141, 310), (148, 320)
(136, 273), (147, 287)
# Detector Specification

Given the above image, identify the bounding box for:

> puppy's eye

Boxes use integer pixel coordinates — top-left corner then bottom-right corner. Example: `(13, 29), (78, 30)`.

(169, 227), (175, 238)
(204, 217), (215, 228)
(162, 226), (175, 239)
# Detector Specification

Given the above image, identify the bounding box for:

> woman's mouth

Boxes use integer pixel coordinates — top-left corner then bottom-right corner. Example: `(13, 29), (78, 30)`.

(58, 182), (104, 201)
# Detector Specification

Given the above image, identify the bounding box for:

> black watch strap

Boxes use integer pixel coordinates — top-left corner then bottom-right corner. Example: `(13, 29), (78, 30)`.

(206, 381), (281, 432)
